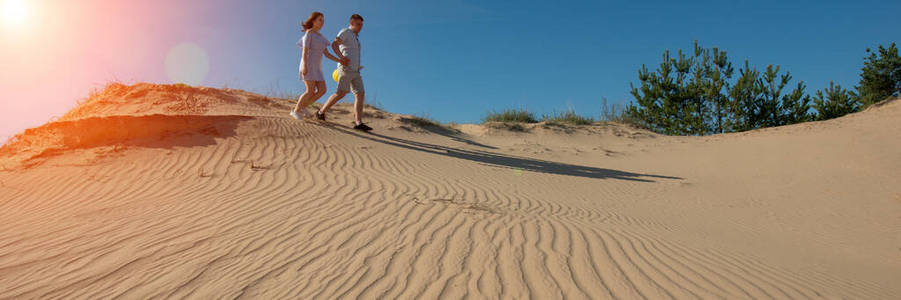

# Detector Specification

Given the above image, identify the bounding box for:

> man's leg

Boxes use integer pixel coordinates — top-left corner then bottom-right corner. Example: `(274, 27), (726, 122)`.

(319, 91), (347, 114)
(353, 92), (365, 125)
(350, 74), (366, 125)
(321, 70), (351, 115)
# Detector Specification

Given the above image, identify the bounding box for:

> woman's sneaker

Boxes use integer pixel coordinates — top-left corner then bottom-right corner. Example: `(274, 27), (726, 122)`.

(289, 110), (303, 120)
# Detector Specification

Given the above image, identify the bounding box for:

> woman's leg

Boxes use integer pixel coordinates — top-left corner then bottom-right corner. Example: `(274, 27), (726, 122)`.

(293, 80), (318, 113)
(300, 81), (327, 108)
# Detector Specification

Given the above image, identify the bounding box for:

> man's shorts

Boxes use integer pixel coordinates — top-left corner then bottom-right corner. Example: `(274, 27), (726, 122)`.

(337, 69), (364, 94)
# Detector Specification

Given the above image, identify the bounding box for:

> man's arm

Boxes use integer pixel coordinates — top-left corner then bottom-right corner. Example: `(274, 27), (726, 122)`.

(331, 37), (345, 60)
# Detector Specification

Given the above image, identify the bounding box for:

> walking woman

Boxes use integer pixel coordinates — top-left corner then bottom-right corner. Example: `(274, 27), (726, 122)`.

(291, 12), (347, 120)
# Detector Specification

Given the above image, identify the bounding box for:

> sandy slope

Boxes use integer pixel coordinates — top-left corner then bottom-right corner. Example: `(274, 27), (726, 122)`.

(0, 83), (898, 299)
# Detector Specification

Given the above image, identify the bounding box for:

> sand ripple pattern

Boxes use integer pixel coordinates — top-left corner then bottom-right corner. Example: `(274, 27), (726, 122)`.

(0, 114), (897, 299)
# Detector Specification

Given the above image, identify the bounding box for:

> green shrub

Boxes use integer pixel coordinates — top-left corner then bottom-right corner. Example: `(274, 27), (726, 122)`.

(813, 81), (860, 120)
(857, 43), (901, 107)
(405, 114), (442, 128)
(599, 99), (649, 129)
(541, 110), (594, 125)
(482, 109), (538, 123)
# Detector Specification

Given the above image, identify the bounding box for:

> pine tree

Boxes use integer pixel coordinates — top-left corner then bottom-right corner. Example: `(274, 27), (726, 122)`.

(628, 41), (809, 134)
(754, 65), (811, 126)
(628, 49), (687, 134)
(856, 43), (901, 106)
(758, 65), (789, 127)
(628, 41), (732, 135)
(628, 52), (673, 134)
(813, 81), (859, 120)
(705, 47), (734, 133)
(781, 81), (813, 124)
(727, 60), (763, 131)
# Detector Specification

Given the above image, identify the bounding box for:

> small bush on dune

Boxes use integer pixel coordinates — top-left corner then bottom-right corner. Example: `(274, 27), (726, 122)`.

(405, 114), (442, 128)
(366, 97), (386, 111)
(482, 109), (538, 124)
(260, 81), (300, 100)
(505, 123), (526, 131)
(541, 110), (595, 125)
(485, 122), (527, 132)
(163, 82), (196, 94)
(63, 82), (132, 120)
(599, 98), (649, 129)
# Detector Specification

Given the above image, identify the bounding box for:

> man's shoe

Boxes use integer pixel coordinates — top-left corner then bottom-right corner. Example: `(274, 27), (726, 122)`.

(353, 122), (373, 131)
(316, 111), (326, 121)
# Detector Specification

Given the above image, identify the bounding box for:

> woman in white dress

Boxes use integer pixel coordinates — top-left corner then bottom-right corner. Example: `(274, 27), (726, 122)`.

(291, 12), (347, 120)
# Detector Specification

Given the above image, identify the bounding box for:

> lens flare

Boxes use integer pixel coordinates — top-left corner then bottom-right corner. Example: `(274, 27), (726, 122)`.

(164, 42), (209, 86)
(2, 0), (29, 28)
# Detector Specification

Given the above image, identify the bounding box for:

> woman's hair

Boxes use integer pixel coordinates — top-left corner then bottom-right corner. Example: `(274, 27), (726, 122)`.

(301, 12), (323, 31)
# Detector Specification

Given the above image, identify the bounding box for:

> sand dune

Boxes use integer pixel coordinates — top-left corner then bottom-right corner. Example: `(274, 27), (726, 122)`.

(1, 83), (899, 299)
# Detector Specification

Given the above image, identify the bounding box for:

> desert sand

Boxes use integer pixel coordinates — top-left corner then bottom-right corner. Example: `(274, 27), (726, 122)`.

(1, 83), (899, 299)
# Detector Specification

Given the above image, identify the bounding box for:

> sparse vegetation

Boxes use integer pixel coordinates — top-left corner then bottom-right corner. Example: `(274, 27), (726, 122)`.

(366, 95), (386, 111)
(599, 98), (647, 129)
(64, 82), (131, 120)
(262, 81), (301, 100)
(0, 135), (18, 153)
(482, 109), (538, 124)
(486, 122), (527, 132)
(541, 109), (594, 125)
(599, 97), (625, 122)
(395, 113), (463, 134)
(404, 114), (442, 128)
(198, 167), (213, 178)
(231, 159), (268, 171)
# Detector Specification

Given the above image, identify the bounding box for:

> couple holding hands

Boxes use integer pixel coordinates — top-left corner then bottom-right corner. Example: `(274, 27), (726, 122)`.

(292, 12), (371, 131)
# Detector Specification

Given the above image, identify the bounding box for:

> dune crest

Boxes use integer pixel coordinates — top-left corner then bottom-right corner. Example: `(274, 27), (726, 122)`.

(1, 84), (898, 299)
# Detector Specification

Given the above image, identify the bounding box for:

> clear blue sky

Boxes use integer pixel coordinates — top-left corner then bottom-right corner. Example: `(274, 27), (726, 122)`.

(2, 0), (899, 140)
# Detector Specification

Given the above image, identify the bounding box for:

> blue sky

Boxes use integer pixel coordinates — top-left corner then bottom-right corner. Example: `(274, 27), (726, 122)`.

(2, 0), (899, 140)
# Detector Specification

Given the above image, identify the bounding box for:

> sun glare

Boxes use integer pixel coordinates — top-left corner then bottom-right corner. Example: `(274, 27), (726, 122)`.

(2, 0), (29, 28)
(165, 42), (210, 86)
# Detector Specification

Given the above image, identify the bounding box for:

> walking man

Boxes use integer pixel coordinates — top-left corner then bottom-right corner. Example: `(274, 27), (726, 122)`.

(316, 14), (372, 131)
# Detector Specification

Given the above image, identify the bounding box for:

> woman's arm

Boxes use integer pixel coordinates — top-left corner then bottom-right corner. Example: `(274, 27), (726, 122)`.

(300, 32), (311, 75)
(323, 48), (347, 65)
(301, 46), (309, 75)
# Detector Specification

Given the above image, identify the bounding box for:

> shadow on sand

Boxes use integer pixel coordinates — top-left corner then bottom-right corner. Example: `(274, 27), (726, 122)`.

(0, 115), (252, 168)
(319, 123), (682, 183)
